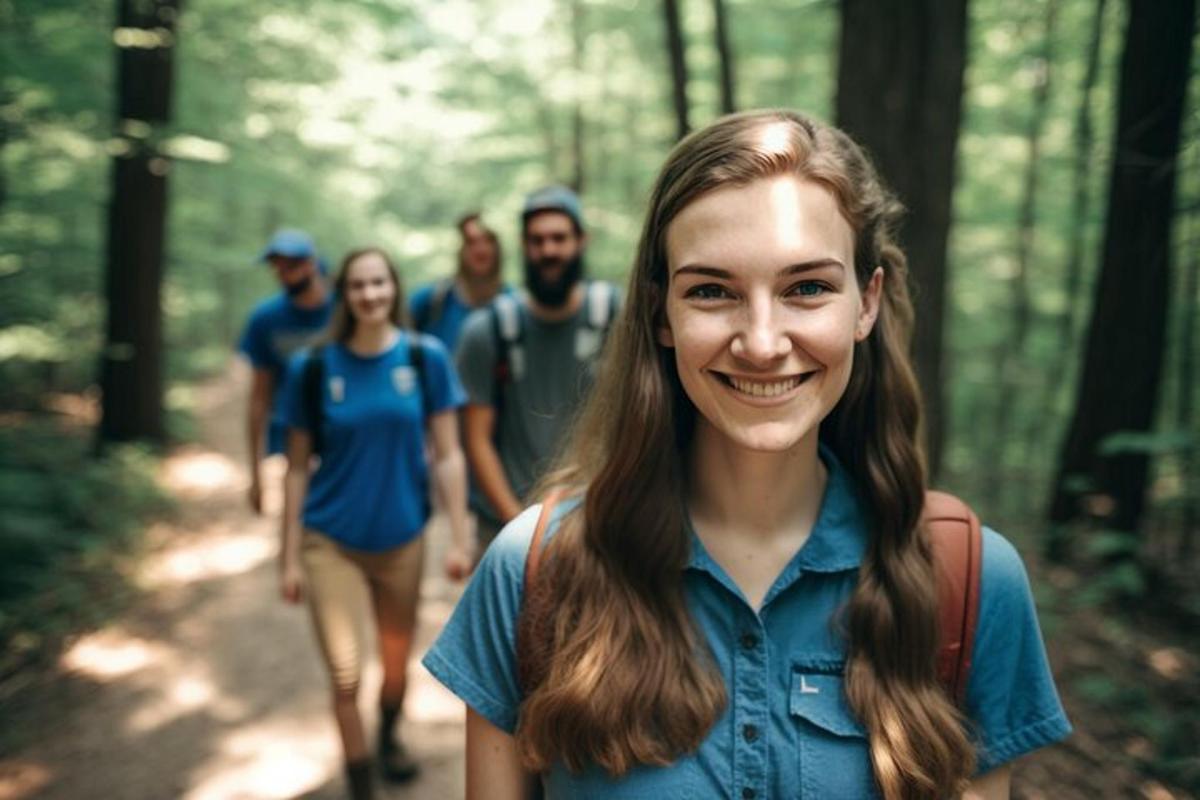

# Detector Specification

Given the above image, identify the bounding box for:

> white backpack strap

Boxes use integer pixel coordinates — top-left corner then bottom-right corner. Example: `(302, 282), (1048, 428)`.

(585, 281), (614, 330)
(493, 293), (522, 343)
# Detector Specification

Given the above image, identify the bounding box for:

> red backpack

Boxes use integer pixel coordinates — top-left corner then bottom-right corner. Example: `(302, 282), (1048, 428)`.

(519, 489), (982, 705)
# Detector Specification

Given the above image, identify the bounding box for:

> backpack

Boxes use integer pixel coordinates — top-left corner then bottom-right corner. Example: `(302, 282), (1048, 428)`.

(487, 280), (618, 420)
(517, 489), (982, 707)
(413, 277), (455, 334)
(301, 336), (428, 455)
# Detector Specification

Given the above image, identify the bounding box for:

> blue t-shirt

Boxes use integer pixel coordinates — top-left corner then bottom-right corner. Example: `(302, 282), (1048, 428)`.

(409, 280), (511, 354)
(282, 333), (466, 552)
(423, 451), (1071, 798)
(238, 293), (334, 454)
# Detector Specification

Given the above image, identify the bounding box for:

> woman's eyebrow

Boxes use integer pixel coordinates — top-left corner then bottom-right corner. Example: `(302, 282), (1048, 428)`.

(673, 259), (846, 278)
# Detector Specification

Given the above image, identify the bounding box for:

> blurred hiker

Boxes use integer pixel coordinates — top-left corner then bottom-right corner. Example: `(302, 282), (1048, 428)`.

(424, 111), (1070, 799)
(410, 212), (509, 352)
(454, 186), (620, 549)
(278, 247), (473, 799)
(238, 229), (333, 514)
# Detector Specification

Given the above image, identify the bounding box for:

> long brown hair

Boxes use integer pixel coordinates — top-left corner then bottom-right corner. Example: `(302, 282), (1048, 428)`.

(518, 110), (975, 798)
(327, 247), (409, 342)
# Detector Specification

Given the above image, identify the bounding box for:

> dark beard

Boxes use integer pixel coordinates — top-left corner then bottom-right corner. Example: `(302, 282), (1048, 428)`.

(525, 252), (584, 307)
(285, 275), (313, 297)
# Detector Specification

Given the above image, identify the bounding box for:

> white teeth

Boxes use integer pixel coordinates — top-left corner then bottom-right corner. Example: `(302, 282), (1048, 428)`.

(727, 375), (803, 397)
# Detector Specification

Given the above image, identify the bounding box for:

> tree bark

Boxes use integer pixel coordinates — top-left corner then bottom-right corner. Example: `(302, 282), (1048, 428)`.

(835, 0), (969, 478)
(98, 0), (181, 445)
(712, 0), (736, 114)
(1047, 0), (1197, 559)
(662, 0), (691, 140)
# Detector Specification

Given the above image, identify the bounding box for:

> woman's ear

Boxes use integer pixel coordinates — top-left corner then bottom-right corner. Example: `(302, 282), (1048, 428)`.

(657, 319), (675, 348)
(855, 267), (884, 342)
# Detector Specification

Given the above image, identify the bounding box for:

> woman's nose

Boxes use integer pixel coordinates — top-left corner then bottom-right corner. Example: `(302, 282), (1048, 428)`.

(730, 300), (791, 364)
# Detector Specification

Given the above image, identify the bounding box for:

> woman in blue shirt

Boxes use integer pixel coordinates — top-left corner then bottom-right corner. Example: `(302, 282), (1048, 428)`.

(279, 247), (472, 800)
(424, 111), (1071, 799)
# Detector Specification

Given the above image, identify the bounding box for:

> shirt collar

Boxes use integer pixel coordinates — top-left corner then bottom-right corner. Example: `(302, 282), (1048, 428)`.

(684, 444), (869, 576)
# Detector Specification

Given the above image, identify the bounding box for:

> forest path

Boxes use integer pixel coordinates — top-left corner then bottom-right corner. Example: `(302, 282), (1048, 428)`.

(0, 363), (466, 800)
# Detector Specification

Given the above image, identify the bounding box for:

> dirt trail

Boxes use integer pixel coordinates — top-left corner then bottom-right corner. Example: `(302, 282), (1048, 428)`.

(0, 364), (466, 800)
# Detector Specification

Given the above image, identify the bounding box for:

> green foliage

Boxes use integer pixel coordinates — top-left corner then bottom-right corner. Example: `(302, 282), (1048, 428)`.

(0, 419), (170, 675)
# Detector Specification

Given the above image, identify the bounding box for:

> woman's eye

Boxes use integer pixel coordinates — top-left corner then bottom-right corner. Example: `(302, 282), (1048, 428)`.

(789, 281), (828, 298)
(685, 284), (731, 300)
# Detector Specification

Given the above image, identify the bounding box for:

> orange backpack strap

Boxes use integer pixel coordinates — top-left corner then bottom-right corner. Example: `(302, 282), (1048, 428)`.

(923, 490), (983, 707)
(517, 490), (566, 694)
(523, 490), (564, 598)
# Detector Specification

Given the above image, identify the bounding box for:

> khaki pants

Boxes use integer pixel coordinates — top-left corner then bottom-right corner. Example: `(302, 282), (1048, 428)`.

(300, 530), (425, 696)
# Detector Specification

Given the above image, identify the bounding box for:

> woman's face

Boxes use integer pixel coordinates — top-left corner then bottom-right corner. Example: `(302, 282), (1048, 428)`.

(659, 174), (882, 454)
(461, 220), (499, 279)
(343, 251), (397, 326)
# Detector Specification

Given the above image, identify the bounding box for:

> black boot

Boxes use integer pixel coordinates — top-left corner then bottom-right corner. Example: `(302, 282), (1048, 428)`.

(378, 704), (419, 783)
(345, 758), (375, 800)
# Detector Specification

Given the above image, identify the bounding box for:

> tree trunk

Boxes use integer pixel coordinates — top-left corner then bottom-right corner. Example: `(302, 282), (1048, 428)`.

(570, 0), (586, 194)
(662, 0), (691, 140)
(1046, 0), (1197, 560)
(988, 0), (1059, 505)
(835, 0), (969, 478)
(99, 0), (181, 445)
(1177, 178), (1198, 564)
(712, 0), (736, 114)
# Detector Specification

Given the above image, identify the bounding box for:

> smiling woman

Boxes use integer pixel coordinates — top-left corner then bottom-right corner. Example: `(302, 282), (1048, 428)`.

(422, 110), (1071, 800)
(276, 247), (476, 799)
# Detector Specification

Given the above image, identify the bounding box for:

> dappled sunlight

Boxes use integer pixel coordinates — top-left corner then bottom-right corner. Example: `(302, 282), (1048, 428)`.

(60, 631), (167, 680)
(0, 760), (51, 800)
(160, 450), (242, 496)
(182, 716), (336, 800)
(139, 529), (273, 587)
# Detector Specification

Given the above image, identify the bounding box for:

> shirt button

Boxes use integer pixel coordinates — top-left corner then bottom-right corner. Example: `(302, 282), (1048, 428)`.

(740, 632), (758, 650)
(742, 788), (756, 800)
(742, 723), (758, 742)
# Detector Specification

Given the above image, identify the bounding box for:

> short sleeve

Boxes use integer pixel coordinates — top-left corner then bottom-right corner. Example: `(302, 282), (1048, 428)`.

(415, 334), (467, 414)
(280, 351), (310, 430)
(421, 504), (542, 733)
(965, 528), (1072, 773)
(237, 308), (274, 370)
(454, 308), (498, 408)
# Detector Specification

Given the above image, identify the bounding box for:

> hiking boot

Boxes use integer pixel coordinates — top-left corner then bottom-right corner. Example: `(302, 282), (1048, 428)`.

(379, 735), (420, 783)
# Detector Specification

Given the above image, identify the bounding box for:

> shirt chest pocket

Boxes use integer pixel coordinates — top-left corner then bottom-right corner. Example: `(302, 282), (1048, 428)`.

(789, 663), (880, 799)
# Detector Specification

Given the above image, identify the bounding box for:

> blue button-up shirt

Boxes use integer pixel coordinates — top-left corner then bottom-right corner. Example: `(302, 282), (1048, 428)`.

(423, 452), (1071, 798)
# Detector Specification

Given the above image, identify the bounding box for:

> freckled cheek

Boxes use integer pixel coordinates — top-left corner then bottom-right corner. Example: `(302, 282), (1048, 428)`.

(786, 311), (859, 364)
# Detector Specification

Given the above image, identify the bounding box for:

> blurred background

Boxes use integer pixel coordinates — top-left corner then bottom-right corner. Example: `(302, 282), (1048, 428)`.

(0, 0), (1197, 797)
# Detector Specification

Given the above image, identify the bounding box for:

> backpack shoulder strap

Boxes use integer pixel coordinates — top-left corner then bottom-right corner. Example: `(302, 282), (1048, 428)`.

(302, 344), (326, 454)
(522, 489), (565, 599)
(584, 280), (615, 331)
(428, 277), (455, 329)
(923, 490), (983, 707)
(489, 295), (522, 416)
(408, 332), (429, 413)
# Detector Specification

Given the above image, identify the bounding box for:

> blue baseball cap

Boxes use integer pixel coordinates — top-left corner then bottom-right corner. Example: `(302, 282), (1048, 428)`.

(259, 229), (316, 262)
(522, 185), (584, 231)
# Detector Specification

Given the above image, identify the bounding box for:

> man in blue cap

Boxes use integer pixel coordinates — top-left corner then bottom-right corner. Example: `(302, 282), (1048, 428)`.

(238, 229), (333, 513)
(455, 186), (620, 547)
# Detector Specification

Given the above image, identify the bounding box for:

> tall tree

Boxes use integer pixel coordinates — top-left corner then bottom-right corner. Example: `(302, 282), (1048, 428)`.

(662, 0), (690, 140)
(712, 0), (736, 114)
(1047, 0), (1197, 559)
(98, 0), (181, 444)
(834, 0), (969, 477)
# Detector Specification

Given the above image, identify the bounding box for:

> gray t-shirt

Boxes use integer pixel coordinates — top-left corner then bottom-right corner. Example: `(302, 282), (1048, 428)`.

(455, 289), (616, 523)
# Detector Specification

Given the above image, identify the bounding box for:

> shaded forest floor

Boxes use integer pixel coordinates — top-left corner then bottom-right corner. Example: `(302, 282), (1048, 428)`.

(0, 362), (1196, 799)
